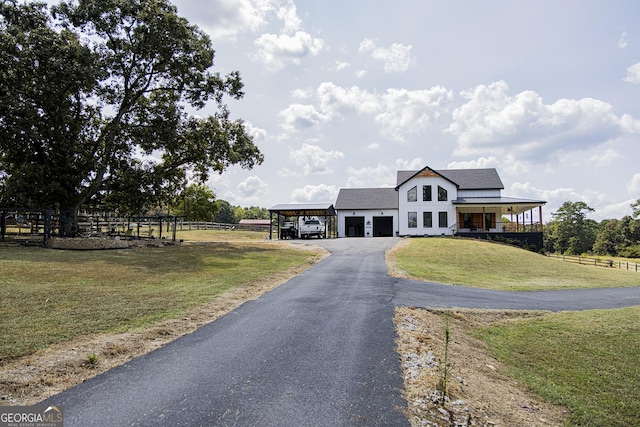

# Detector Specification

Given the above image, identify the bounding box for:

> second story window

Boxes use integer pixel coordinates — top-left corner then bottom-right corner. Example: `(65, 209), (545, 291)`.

(407, 186), (417, 202)
(438, 185), (448, 201)
(423, 185), (432, 201)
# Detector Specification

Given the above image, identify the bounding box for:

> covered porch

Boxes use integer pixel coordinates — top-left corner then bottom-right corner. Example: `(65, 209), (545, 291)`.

(453, 197), (546, 250)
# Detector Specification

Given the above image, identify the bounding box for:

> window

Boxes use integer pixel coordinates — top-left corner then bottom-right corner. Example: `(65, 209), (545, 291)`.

(438, 211), (448, 228)
(423, 212), (432, 228)
(438, 185), (447, 201)
(461, 213), (496, 230)
(422, 185), (432, 201)
(408, 212), (417, 228)
(407, 186), (417, 202)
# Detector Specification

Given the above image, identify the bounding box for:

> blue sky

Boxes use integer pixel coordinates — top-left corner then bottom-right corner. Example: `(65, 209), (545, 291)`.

(54, 1), (640, 220)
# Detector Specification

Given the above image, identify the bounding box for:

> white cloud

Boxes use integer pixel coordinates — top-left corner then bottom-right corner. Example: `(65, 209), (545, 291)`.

(346, 158), (425, 188)
(243, 121), (269, 141)
(290, 143), (344, 175)
(367, 143), (380, 150)
(316, 82), (452, 142)
(628, 173), (640, 194)
(253, 31), (324, 71)
(375, 87), (452, 142)
(394, 157), (425, 171)
(355, 70), (367, 78)
(618, 31), (629, 49)
(624, 62), (640, 84)
(346, 163), (395, 188)
(277, 167), (298, 177)
(237, 175), (268, 198)
(589, 148), (622, 167)
(279, 103), (329, 132)
(317, 83), (381, 116)
(291, 184), (339, 203)
(290, 88), (313, 99)
(358, 38), (414, 72)
(276, 0), (302, 33)
(446, 80), (640, 162)
(335, 61), (350, 71)
(235, 0), (323, 71)
(185, 0), (271, 40)
(509, 182), (620, 221)
(447, 156), (500, 169)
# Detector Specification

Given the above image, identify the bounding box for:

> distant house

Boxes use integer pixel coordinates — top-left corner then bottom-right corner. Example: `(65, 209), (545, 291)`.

(335, 165), (546, 247)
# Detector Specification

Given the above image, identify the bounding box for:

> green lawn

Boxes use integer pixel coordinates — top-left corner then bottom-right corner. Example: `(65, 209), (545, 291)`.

(0, 238), (319, 360)
(474, 307), (640, 426)
(390, 237), (640, 425)
(391, 237), (640, 291)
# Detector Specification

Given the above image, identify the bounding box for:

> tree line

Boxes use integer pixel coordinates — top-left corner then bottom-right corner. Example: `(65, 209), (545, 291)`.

(170, 183), (268, 224)
(544, 200), (640, 258)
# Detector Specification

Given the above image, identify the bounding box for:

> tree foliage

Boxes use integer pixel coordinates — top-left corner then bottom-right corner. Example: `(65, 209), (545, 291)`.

(544, 200), (640, 258)
(0, 0), (262, 234)
(544, 201), (598, 255)
(173, 184), (217, 221)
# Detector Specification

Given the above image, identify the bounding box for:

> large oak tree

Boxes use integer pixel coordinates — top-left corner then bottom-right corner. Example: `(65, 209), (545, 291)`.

(0, 0), (262, 234)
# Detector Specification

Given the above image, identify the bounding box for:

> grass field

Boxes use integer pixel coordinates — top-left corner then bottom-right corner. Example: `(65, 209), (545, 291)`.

(474, 307), (640, 426)
(390, 237), (640, 425)
(0, 231), (318, 360)
(390, 237), (640, 291)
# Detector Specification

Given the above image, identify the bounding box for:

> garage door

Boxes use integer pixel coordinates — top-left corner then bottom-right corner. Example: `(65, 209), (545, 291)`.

(373, 216), (393, 237)
(345, 216), (364, 237)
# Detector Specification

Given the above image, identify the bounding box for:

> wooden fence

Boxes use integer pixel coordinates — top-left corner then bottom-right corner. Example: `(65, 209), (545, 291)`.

(1, 208), (271, 244)
(547, 253), (640, 272)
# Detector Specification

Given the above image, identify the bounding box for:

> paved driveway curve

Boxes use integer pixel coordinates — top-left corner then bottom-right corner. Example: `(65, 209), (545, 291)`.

(43, 237), (640, 426)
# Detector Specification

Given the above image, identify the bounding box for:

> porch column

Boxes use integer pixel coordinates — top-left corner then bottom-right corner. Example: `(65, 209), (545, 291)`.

(482, 207), (486, 231)
(455, 207), (459, 232)
(539, 206), (543, 233)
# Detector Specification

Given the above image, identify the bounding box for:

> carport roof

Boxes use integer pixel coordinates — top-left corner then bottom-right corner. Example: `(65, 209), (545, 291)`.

(269, 203), (336, 217)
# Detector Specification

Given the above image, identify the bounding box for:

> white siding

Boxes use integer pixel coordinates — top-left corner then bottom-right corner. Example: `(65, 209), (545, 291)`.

(337, 209), (398, 237)
(398, 176), (457, 236)
(457, 189), (501, 198)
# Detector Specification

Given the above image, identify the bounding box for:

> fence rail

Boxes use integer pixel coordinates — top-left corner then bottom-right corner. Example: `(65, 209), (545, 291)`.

(547, 253), (640, 272)
(1, 208), (271, 244)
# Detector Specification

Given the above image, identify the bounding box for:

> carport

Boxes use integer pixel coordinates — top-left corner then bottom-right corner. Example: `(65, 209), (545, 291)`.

(268, 203), (337, 240)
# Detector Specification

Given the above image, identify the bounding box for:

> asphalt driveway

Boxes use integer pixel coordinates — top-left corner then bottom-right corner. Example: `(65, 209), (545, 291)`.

(42, 237), (640, 426)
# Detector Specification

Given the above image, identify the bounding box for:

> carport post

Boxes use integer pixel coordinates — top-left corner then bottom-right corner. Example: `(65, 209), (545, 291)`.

(269, 212), (273, 240)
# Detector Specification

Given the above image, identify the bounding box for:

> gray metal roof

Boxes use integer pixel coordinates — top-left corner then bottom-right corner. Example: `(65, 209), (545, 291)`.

(335, 188), (398, 210)
(269, 203), (336, 217)
(453, 196), (546, 214)
(396, 167), (504, 190)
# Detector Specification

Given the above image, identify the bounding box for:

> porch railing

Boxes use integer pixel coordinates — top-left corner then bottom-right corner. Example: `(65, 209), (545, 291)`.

(456, 221), (542, 233)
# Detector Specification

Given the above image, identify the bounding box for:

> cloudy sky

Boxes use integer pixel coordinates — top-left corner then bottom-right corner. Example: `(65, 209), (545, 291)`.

(95, 1), (640, 220)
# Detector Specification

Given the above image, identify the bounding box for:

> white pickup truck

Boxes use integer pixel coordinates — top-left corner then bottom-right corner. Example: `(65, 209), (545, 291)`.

(299, 217), (325, 239)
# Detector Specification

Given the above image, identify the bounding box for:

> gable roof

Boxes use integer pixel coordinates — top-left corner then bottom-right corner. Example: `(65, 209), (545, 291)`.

(396, 167), (504, 190)
(335, 188), (398, 210)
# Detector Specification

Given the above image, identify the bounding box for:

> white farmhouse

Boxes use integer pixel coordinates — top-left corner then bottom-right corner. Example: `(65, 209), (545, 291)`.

(335, 165), (546, 248)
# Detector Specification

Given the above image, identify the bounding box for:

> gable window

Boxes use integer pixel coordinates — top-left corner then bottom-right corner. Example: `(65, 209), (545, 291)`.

(438, 211), (448, 228)
(408, 212), (417, 228)
(422, 185), (432, 201)
(438, 185), (447, 201)
(407, 186), (417, 202)
(423, 212), (432, 228)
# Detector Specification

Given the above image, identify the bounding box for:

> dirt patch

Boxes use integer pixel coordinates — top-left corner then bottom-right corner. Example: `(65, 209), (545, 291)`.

(46, 236), (174, 250)
(0, 243), (329, 405)
(395, 307), (569, 426)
